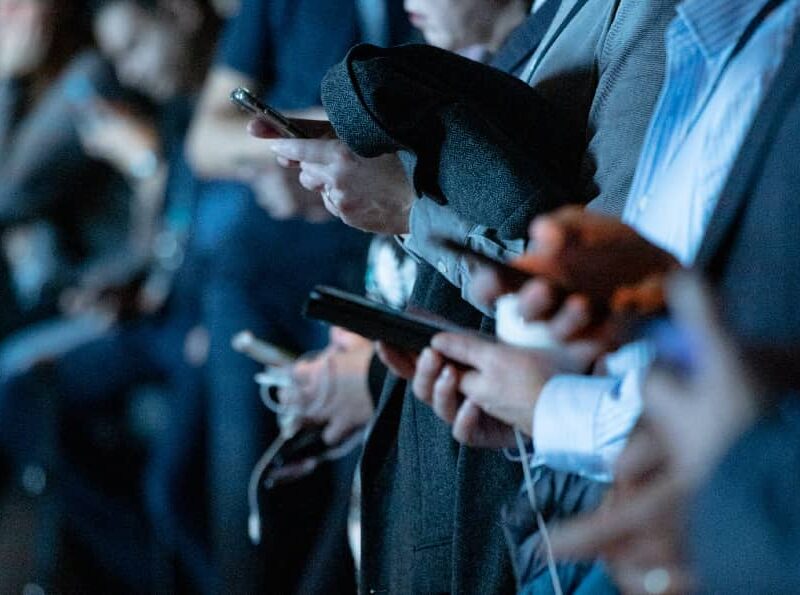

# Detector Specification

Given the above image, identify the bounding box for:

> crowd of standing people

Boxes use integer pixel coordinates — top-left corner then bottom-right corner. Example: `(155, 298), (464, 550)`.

(0, 0), (798, 593)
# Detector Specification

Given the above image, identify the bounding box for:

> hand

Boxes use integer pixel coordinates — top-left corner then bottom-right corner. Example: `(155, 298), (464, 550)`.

(411, 345), (516, 448)
(425, 333), (584, 435)
(547, 275), (760, 594)
(642, 273), (759, 487)
(279, 333), (375, 445)
(75, 100), (160, 179)
(0, 0), (50, 78)
(249, 165), (331, 222)
(249, 118), (415, 234)
(468, 205), (679, 353)
(521, 206), (680, 306)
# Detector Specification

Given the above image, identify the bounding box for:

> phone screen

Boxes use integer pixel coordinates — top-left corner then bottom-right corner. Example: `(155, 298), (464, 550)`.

(230, 87), (308, 139)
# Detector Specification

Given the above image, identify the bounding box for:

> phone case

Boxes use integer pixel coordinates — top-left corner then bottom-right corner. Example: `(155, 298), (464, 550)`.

(303, 286), (451, 352)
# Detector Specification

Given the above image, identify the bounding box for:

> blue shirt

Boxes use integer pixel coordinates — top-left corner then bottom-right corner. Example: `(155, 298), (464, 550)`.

(217, 0), (412, 110)
(624, 0), (800, 265)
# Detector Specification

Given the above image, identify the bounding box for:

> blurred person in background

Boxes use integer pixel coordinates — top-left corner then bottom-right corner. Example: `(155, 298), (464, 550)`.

(0, 0), (133, 340)
(0, 0), (223, 591)
(185, 0), (412, 592)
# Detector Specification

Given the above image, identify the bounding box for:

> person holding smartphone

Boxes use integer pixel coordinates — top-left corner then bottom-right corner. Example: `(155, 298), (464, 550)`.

(250, 0), (679, 592)
(185, 1), (413, 593)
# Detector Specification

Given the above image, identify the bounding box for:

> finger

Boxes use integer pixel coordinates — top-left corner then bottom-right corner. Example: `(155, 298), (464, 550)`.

(248, 118), (284, 139)
(298, 168), (327, 193)
(375, 341), (418, 380)
(550, 294), (593, 340)
(614, 426), (666, 486)
(516, 279), (560, 321)
(411, 348), (445, 405)
(298, 161), (337, 189)
(458, 369), (485, 404)
(430, 332), (495, 369)
(451, 399), (483, 445)
(322, 417), (356, 446)
(528, 214), (568, 257)
(266, 138), (347, 165)
(276, 155), (301, 168)
(432, 365), (461, 423)
(469, 266), (515, 309)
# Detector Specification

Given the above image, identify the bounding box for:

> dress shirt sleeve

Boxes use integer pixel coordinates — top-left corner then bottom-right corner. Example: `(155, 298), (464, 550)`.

(531, 343), (652, 481)
(403, 196), (526, 314)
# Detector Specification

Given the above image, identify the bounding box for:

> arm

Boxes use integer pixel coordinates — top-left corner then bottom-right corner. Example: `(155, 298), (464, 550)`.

(185, 65), (280, 179)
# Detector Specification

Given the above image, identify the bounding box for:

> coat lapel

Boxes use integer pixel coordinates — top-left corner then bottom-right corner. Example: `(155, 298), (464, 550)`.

(695, 32), (800, 270)
(491, 0), (564, 75)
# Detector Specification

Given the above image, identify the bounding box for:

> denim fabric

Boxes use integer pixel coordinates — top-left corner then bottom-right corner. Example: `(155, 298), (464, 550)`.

(202, 200), (369, 593)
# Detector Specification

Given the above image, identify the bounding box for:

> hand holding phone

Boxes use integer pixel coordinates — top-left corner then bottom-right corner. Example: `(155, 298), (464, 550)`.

(231, 330), (297, 367)
(230, 87), (309, 139)
(304, 286), (460, 353)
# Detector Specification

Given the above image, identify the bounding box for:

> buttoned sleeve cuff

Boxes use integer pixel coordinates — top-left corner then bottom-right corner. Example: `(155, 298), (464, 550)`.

(532, 370), (645, 481)
(403, 197), (525, 315)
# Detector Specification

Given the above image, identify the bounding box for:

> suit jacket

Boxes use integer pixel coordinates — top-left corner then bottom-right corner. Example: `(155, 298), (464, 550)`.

(355, 2), (677, 593)
(690, 397), (800, 594)
(684, 34), (800, 593)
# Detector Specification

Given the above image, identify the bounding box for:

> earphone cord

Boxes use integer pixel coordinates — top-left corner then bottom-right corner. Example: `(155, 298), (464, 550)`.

(247, 430), (289, 545)
(514, 429), (564, 595)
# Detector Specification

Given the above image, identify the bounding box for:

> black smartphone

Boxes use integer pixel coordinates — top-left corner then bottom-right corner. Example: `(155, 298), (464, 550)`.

(230, 87), (307, 139)
(432, 237), (534, 287)
(304, 285), (455, 352)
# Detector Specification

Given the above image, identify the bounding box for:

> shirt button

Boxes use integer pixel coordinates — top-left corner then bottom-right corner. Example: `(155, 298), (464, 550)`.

(437, 260), (448, 275)
(637, 193), (650, 212)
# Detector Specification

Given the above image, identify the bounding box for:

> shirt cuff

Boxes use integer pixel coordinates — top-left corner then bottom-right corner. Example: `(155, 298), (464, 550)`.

(403, 196), (474, 284)
(532, 371), (644, 481)
(404, 197), (526, 315)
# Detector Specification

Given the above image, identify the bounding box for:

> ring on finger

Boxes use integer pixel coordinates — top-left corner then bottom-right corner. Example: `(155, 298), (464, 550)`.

(321, 186), (339, 214)
(643, 568), (671, 594)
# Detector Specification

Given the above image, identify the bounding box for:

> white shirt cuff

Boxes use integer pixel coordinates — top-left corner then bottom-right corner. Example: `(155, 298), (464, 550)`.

(532, 370), (644, 481)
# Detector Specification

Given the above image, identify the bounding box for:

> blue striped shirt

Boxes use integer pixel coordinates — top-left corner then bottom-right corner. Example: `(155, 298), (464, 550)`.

(533, 0), (800, 481)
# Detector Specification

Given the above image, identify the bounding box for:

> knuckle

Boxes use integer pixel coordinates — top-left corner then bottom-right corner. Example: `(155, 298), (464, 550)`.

(332, 144), (352, 163)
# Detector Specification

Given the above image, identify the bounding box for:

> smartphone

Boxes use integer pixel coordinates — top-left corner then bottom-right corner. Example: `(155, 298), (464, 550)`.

(432, 237), (534, 287)
(231, 330), (297, 367)
(304, 285), (457, 353)
(230, 87), (307, 138)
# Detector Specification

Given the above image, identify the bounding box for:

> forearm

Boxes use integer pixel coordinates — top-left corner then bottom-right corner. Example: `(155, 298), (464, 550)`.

(186, 66), (273, 179)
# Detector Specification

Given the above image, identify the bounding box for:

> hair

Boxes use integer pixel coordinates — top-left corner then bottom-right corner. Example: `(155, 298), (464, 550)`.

(36, 0), (93, 84)
(92, 0), (221, 89)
